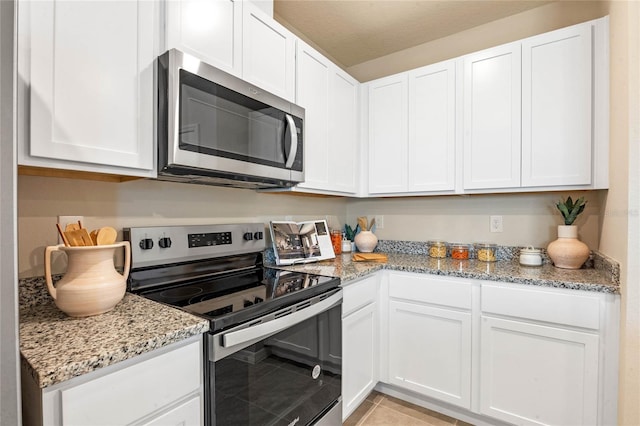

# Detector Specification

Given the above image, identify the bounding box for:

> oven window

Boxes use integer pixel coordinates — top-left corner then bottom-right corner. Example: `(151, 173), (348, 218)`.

(179, 69), (302, 170)
(212, 304), (341, 425)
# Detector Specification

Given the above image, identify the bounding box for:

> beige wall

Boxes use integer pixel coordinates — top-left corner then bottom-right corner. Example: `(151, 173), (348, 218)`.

(598, 1), (640, 424)
(17, 176), (348, 277)
(346, 192), (601, 248)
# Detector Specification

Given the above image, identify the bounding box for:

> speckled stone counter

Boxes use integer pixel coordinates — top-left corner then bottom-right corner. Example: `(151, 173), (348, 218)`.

(272, 252), (620, 294)
(20, 292), (209, 389)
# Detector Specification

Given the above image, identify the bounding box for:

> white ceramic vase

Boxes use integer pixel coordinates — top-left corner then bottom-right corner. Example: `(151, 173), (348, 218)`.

(546, 225), (590, 269)
(44, 242), (131, 317)
(354, 231), (378, 253)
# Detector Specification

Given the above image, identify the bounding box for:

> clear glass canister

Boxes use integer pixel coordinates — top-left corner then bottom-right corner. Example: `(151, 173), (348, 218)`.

(475, 243), (497, 262)
(449, 243), (470, 260)
(427, 240), (447, 258)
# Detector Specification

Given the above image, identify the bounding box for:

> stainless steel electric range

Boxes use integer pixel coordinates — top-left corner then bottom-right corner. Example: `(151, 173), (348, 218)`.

(124, 223), (343, 426)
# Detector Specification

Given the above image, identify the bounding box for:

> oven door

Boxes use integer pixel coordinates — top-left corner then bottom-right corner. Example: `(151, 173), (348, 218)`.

(207, 290), (342, 426)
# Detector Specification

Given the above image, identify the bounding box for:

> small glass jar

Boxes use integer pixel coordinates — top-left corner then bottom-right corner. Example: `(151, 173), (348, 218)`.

(520, 247), (543, 266)
(341, 238), (352, 253)
(427, 240), (447, 258)
(449, 243), (470, 260)
(475, 243), (497, 262)
(330, 230), (342, 255)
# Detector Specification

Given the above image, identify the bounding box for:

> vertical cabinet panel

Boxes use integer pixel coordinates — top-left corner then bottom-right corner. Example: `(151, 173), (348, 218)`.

(25, 0), (156, 172)
(165, 0), (242, 76)
(327, 71), (359, 193)
(296, 44), (330, 190)
(342, 303), (377, 418)
(463, 43), (521, 190)
(408, 60), (456, 192)
(388, 300), (472, 409)
(242, 2), (295, 101)
(295, 41), (358, 194)
(522, 24), (593, 187)
(368, 74), (408, 194)
(480, 316), (599, 425)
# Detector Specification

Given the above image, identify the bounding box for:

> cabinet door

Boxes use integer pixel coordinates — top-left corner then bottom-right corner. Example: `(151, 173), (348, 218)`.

(242, 2), (295, 101)
(522, 23), (592, 187)
(327, 70), (359, 193)
(388, 300), (471, 409)
(295, 42), (330, 191)
(463, 43), (521, 189)
(342, 302), (377, 420)
(480, 316), (599, 425)
(368, 74), (408, 194)
(165, 0), (242, 76)
(408, 60), (456, 192)
(22, 0), (156, 175)
(137, 395), (201, 426)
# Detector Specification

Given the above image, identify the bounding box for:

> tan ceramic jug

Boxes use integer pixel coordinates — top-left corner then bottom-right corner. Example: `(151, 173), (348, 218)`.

(44, 242), (131, 317)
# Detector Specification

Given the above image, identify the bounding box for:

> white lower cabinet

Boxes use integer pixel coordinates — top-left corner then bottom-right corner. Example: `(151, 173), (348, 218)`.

(479, 316), (599, 425)
(342, 275), (379, 420)
(350, 271), (619, 426)
(386, 273), (472, 409)
(22, 336), (204, 426)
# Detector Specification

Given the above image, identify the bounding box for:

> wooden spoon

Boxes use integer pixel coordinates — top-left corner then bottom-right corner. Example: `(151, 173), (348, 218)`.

(95, 227), (117, 245)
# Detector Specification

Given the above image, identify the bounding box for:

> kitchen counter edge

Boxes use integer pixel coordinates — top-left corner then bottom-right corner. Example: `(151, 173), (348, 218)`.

(19, 293), (209, 389)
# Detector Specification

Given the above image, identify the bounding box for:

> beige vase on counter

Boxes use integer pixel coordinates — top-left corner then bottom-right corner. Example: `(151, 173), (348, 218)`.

(45, 242), (131, 317)
(354, 231), (378, 253)
(546, 225), (590, 269)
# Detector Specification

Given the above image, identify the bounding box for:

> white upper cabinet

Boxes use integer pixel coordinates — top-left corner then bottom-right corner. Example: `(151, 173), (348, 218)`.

(408, 60), (456, 192)
(463, 42), (522, 190)
(296, 40), (358, 194)
(165, 0), (243, 76)
(242, 1), (295, 101)
(521, 23), (593, 187)
(368, 74), (408, 194)
(18, 0), (157, 177)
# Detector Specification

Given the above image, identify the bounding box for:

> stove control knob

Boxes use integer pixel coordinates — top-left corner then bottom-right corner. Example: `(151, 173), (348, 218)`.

(243, 232), (253, 241)
(243, 299), (254, 307)
(254, 296), (264, 304)
(139, 238), (154, 250)
(253, 231), (264, 240)
(159, 237), (172, 249)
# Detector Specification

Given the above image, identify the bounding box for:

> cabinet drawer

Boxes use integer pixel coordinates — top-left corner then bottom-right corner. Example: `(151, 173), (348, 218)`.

(389, 273), (472, 310)
(342, 275), (378, 317)
(481, 283), (601, 329)
(60, 340), (202, 425)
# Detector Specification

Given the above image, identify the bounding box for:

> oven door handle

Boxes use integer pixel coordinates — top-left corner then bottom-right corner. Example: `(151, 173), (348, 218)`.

(222, 290), (342, 348)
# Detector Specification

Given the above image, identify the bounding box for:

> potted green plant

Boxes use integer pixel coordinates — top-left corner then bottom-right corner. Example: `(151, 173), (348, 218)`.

(547, 196), (590, 269)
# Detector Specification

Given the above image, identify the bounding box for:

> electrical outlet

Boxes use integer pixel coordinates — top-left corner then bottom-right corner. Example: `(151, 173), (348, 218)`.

(374, 215), (384, 229)
(57, 216), (84, 243)
(490, 215), (503, 233)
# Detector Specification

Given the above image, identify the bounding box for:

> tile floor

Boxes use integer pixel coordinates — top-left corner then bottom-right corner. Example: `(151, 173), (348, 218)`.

(344, 391), (473, 426)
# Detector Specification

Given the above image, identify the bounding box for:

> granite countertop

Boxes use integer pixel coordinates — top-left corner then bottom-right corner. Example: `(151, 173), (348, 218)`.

(272, 252), (620, 294)
(20, 293), (209, 389)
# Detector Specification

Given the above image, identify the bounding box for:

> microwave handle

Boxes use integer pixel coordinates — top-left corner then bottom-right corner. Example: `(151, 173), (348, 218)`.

(284, 114), (298, 169)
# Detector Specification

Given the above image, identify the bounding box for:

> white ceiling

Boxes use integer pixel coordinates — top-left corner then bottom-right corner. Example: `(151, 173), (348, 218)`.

(274, 0), (552, 67)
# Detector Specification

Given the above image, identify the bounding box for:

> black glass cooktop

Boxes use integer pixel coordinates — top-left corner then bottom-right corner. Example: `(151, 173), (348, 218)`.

(136, 266), (340, 333)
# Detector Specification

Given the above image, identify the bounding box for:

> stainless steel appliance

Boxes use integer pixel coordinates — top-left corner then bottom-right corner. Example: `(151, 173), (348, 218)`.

(124, 224), (342, 426)
(157, 49), (305, 189)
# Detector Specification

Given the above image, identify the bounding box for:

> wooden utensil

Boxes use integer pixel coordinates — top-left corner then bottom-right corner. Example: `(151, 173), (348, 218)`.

(95, 227), (117, 245)
(357, 216), (368, 232)
(65, 223), (80, 232)
(65, 228), (95, 246)
(56, 223), (70, 247)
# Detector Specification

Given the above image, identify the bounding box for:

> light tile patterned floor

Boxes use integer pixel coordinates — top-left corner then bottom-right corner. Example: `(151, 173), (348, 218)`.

(344, 391), (474, 426)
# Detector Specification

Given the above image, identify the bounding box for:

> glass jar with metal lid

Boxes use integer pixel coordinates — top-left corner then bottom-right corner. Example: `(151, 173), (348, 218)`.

(475, 243), (497, 262)
(427, 240), (447, 258)
(449, 243), (470, 260)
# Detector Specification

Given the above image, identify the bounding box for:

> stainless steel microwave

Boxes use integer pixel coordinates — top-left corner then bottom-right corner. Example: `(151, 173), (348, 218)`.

(157, 49), (304, 189)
